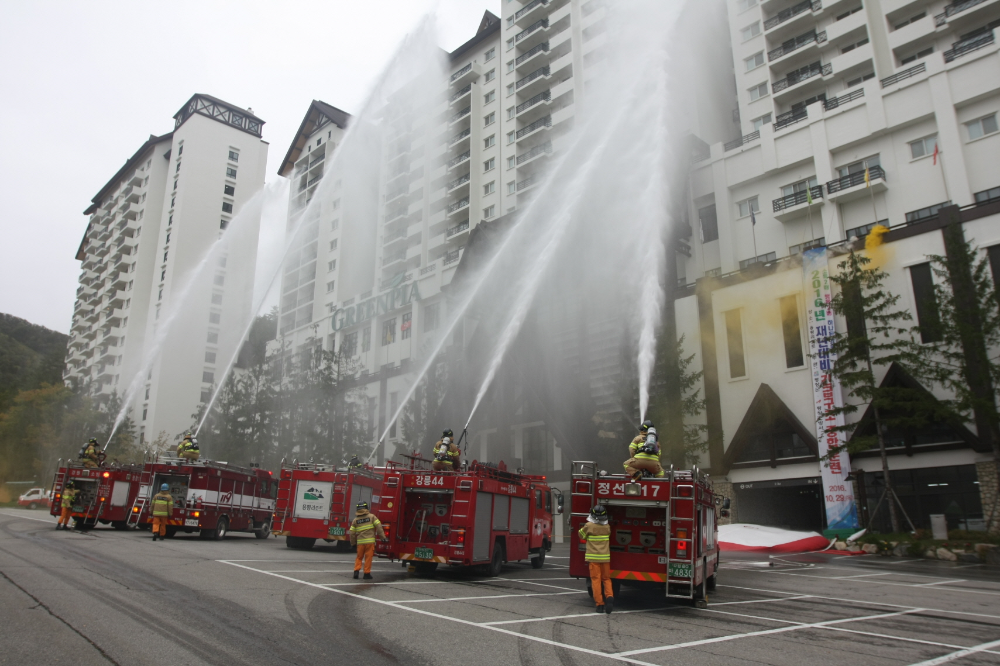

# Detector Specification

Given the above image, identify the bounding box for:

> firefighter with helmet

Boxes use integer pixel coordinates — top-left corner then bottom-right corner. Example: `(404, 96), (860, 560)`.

(624, 420), (664, 479)
(349, 501), (385, 579)
(432, 429), (460, 471)
(177, 432), (200, 461)
(151, 483), (174, 541)
(80, 438), (102, 469)
(578, 505), (614, 613)
(56, 481), (78, 530)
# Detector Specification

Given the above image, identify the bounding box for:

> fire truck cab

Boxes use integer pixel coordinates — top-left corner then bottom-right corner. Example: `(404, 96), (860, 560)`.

(49, 460), (143, 530)
(273, 461), (384, 550)
(570, 461), (720, 605)
(376, 458), (559, 575)
(129, 455), (277, 539)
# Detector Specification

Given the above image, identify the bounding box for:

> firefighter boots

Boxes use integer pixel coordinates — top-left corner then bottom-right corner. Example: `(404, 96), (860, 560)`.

(363, 573), (373, 580)
(353, 571), (359, 579)
(595, 605), (604, 613)
(605, 597), (614, 614)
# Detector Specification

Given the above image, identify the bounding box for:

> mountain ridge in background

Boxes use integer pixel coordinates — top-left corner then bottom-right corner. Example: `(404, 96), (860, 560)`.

(0, 312), (68, 410)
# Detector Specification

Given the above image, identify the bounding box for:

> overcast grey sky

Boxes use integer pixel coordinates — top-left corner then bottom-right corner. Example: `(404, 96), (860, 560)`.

(0, 0), (498, 334)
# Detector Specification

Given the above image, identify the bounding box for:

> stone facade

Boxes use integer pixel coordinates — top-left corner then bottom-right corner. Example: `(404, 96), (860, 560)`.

(713, 478), (735, 526)
(976, 460), (999, 535)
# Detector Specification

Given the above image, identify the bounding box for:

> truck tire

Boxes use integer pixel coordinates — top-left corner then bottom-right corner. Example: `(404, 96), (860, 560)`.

(165, 526), (178, 539)
(213, 516), (229, 540)
(413, 562), (438, 575)
(112, 521), (130, 531)
(611, 578), (621, 598)
(530, 549), (546, 569)
(28, 502), (38, 510)
(335, 540), (352, 552)
(254, 519), (271, 540)
(286, 536), (316, 550)
(487, 542), (503, 577)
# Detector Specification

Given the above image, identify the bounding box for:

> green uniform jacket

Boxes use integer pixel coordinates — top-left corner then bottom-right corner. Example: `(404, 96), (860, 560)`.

(151, 491), (174, 518)
(578, 520), (612, 562)
(61, 489), (78, 509)
(629, 436), (661, 463)
(433, 440), (460, 466)
(349, 510), (384, 545)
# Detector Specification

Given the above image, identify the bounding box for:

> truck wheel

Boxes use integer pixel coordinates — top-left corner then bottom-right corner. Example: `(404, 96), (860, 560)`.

(213, 516), (229, 540)
(335, 539), (352, 552)
(28, 502), (38, 510)
(611, 579), (622, 598)
(693, 563), (708, 607)
(413, 562), (438, 575)
(112, 521), (130, 531)
(487, 542), (503, 577)
(286, 536), (316, 550)
(254, 520), (271, 540)
(199, 529), (216, 540)
(531, 549), (546, 569)
(707, 572), (717, 591)
(165, 526), (178, 539)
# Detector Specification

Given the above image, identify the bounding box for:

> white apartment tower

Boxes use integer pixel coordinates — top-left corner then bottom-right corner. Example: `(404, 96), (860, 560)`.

(676, 0), (1000, 532)
(65, 94), (269, 446)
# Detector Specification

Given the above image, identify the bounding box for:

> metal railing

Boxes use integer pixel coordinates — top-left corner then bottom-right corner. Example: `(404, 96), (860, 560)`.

(516, 90), (551, 114)
(448, 128), (471, 145)
(447, 198), (470, 214)
(823, 88), (864, 110)
(449, 106), (471, 123)
(449, 84), (472, 102)
(739, 251), (777, 270)
(880, 62), (925, 87)
(826, 165), (886, 193)
(515, 18), (549, 43)
(772, 186), (823, 211)
(723, 130), (760, 151)
(446, 150), (471, 169)
(768, 31), (826, 61)
(772, 63), (831, 92)
(516, 115), (552, 139)
(945, 0), (989, 17)
(516, 141), (552, 164)
(944, 32), (995, 62)
(382, 251), (406, 266)
(447, 220), (470, 237)
(450, 63), (472, 83)
(763, 0), (820, 31)
(443, 249), (460, 265)
(516, 66), (550, 89)
(383, 229), (407, 245)
(385, 185), (407, 202)
(516, 174), (539, 191)
(774, 107), (808, 130)
(514, 0), (548, 21)
(420, 264), (436, 275)
(516, 42), (549, 66)
(446, 173), (470, 190)
(385, 206), (408, 222)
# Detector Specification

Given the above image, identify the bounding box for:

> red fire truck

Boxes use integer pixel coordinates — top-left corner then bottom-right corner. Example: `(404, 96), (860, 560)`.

(127, 454), (277, 539)
(49, 460), (144, 530)
(569, 461), (721, 605)
(376, 458), (560, 575)
(273, 461), (384, 550)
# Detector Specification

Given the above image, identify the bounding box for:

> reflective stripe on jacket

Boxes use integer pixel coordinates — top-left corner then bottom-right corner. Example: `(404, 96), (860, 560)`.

(151, 492), (173, 517)
(61, 489), (77, 509)
(350, 511), (384, 544)
(629, 436), (661, 462)
(578, 521), (612, 562)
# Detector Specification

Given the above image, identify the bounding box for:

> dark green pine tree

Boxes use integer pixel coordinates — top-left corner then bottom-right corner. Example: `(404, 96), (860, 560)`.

(823, 250), (936, 534)
(646, 335), (709, 469)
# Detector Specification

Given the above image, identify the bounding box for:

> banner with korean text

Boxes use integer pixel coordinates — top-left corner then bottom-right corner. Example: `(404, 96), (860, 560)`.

(803, 248), (859, 530)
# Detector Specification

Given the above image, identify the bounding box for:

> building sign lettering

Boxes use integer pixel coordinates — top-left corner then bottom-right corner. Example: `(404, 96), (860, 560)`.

(331, 282), (421, 332)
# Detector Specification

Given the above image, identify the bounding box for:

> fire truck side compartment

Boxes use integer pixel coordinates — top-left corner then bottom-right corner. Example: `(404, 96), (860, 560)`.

(509, 497), (529, 534)
(109, 481), (130, 507)
(474, 492), (493, 561)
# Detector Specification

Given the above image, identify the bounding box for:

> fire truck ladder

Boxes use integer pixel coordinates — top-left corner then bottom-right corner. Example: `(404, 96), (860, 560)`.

(665, 465), (698, 601)
(51, 462), (65, 497)
(127, 466), (154, 528)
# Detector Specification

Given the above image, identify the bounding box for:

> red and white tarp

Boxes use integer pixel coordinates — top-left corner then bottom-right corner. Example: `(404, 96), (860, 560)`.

(719, 524), (830, 553)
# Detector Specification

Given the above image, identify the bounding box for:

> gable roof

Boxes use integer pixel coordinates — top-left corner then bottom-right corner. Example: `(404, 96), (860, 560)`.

(722, 383), (819, 472)
(82, 132), (173, 217)
(449, 10), (501, 61)
(277, 99), (351, 177)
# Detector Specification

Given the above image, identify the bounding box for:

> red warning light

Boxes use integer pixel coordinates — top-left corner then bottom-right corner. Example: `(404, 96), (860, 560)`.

(102, 472), (110, 478)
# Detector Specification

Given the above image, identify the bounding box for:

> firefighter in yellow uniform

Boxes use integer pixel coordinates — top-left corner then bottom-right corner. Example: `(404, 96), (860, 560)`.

(431, 429), (460, 472)
(56, 482), (78, 530)
(177, 433), (200, 461)
(624, 421), (664, 479)
(350, 501), (385, 579)
(80, 438), (102, 468)
(578, 505), (614, 613)
(151, 483), (173, 541)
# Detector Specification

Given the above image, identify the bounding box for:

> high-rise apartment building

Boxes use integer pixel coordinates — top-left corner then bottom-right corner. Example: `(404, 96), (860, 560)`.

(65, 94), (269, 445)
(676, 0), (1000, 532)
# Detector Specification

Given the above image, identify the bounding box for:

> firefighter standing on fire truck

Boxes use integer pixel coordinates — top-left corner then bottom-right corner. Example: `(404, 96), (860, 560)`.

(177, 433), (200, 461)
(624, 420), (664, 479)
(56, 481), (78, 530)
(80, 438), (102, 469)
(350, 501), (385, 579)
(578, 505), (614, 613)
(151, 483), (174, 541)
(432, 429), (460, 472)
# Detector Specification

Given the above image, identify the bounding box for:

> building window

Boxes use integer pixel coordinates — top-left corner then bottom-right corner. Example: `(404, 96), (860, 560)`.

(741, 22), (761, 41)
(484, 134), (496, 149)
(484, 181), (495, 195)
(745, 52), (765, 71)
(176, 162), (181, 173)
(484, 112), (495, 126)
(331, 219), (339, 231)
(401, 312), (412, 339)
(163, 251), (168, 262)
(507, 131), (515, 144)
(841, 38), (870, 54)
(966, 114), (998, 141)
(224, 184), (235, 196)
(748, 82), (768, 102)
(699, 205), (719, 243)
(737, 196), (760, 218)
(207, 332), (218, 344)
(211, 293), (223, 305)
(893, 12), (925, 30)
(202, 371), (214, 384)
(226, 167), (237, 178)
(484, 157), (495, 172)
(330, 239), (338, 251)
(484, 90), (496, 105)
(846, 72), (875, 87)
(142, 408), (147, 421)
(507, 60), (514, 73)
(725, 309), (746, 378)
(975, 186), (1000, 205)
(222, 202), (233, 213)
(507, 106), (515, 120)
(485, 47), (495, 61)
(837, 155), (880, 178)
(507, 181), (516, 194)
(779, 295), (804, 368)
(484, 205), (495, 219)
(751, 113), (772, 130)
(909, 263), (942, 343)
(173, 179), (178, 190)
(328, 259), (337, 272)
(343, 331), (358, 356)
(424, 303), (440, 331)
(220, 219), (228, 230)
(228, 150), (239, 162)
(205, 351), (217, 364)
(507, 156), (515, 169)
(781, 177), (818, 197)
(905, 201), (950, 224)
(506, 37), (514, 51)
(161, 269), (166, 281)
(327, 280), (335, 293)
(209, 312), (221, 324)
(507, 83), (515, 97)
(901, 46), (933, 65)
(362, 327), (371, 352)
(484, 69), (495, 82)
(382, 318), (396, 346)
(144, 387), (150, 400)
(737, 0), (757, 11)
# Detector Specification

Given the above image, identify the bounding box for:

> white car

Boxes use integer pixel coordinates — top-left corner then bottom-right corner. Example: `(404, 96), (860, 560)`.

(17, 487), (51, 510)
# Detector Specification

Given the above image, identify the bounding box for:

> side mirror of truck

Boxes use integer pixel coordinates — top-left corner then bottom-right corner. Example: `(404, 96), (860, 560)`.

(720, 509), (730, 518)
(723, 498), (731, 510)
(553, 489), (564, 515)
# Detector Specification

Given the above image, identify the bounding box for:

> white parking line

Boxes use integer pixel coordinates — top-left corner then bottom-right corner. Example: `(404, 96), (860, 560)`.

(0, 511), (57, 524)
(393, 590), (585, 604)
(484, 607), (672, 625)
(822, 625), (1000, 657)
(907, 637), (1000, 665)
(914, 579), (967, 587)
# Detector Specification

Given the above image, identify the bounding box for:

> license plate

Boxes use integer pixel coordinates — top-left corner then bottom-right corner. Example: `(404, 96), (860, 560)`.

(669, 562), (693, 578)
(414, 547), (434, 560)
(328, 526), (345, 536)
(185, 519), (198, 527)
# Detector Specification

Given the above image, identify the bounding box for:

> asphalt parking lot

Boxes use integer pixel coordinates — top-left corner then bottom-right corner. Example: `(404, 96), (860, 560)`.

(2, 508), (1000, 665)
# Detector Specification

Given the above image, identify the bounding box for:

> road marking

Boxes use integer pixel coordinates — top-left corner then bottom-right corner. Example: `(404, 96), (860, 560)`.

(483, 607), (672, 625)
(762, 570), (1000, 597)
(906, 637), (1000, 665)
(0, 511), (58, 524)
(914, 579), (967, 587)
(823, 625), (1000, 656)
(613, 609), (923, 657)
(393, 590), (585, 604)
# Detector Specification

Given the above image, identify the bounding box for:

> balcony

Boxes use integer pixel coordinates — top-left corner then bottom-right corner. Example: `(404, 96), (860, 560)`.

(516, 90), (552, 116)
(772, 186), (824, 220)
(443, 249), (461, 266)
(516, 42), (550, 71)
(447, 198), (470, 216)
(516, 115), (552, 141)
(516, 141), (553, 166)
(514, 0), (550, 27)
(446, 220), (470, 241)
(382, 251), (406, 268)
(768, 30), (826, 62)
(449, 106), (471, 124)
(723, 130), (761, 152)
(446, 150), (471, 170)
(516, 174), (540, 192)
(880, 62), (925, 87)
(944, 31), (996, 62)
(450, 61), (481, 87)
(773, 107), (808, 130)
(764, 0), (821, 33)
(823, 87), (864, 110)
(826, 166), (887, 200)
(772, 62), (831, 96)
(446, 173), (471, 192)
(383, 228), (408, 247)
(515, 18), (550, 50)
(448, 127), (471, 147)
(449, 84), (472, 104)
(516, 66), (551, 96)
(936, 0), (996, 25)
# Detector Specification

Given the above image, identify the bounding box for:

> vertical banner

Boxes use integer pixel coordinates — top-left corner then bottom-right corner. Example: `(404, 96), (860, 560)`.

(803, 248), (860, 530)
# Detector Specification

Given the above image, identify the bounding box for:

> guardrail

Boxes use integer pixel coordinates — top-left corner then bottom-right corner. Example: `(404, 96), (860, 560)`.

(772, 63), (831, 93)
(772, 186), (823, 211)
(723, 130), (760, 151)
(774, 107), (808, 130)
(516, 91), (551, 114)
(880, 62), (925, 87)
(516, 42), (549, 66)
(763, 0), (820, 31)
(944, 32), (995, 63)
(515, 18), (549, 43)
(768, 30), (826, 61)
(516, 116), (552, 139)
(450, 63), (472, 83)
(823, 88), (864, 110)
(826, 165), (886, 194)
